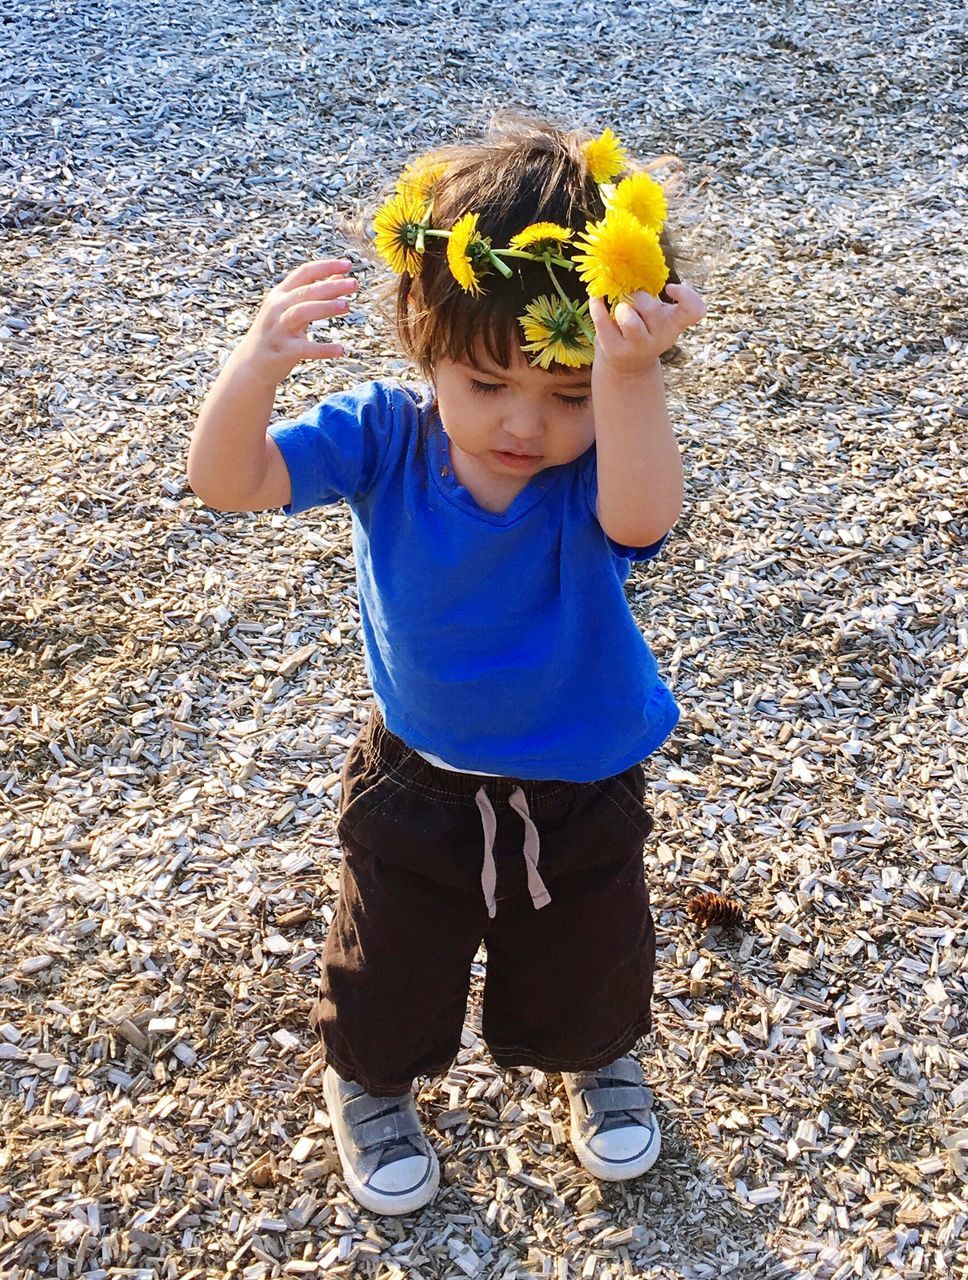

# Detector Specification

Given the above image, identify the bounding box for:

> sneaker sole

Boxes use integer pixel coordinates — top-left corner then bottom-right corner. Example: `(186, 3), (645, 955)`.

(568, 1112), (661, 1182)
(322, 1068), (440, 1215)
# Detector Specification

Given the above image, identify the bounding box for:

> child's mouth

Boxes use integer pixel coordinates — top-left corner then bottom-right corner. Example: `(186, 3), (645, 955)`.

(494, 449), (542, 469)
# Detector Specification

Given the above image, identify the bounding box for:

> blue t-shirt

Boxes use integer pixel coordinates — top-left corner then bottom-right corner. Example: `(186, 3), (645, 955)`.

(268, 380), (680, 781)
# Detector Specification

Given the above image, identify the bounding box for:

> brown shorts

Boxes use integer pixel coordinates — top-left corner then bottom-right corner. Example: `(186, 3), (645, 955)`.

(316, 705), (657, 1096)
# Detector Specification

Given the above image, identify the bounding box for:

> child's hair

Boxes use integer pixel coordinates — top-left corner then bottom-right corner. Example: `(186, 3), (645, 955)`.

(359, 112), (695, 380)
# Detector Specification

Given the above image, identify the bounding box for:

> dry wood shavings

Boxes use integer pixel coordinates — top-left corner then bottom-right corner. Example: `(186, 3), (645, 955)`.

(1, 1), (965, 1278)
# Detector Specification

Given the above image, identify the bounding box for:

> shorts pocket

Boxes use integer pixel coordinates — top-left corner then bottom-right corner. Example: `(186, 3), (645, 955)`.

(598, 763), (654, 843)
(336, 772), (403, 845)
(335, 730), (401, 841)
(340, 784), (487, 895)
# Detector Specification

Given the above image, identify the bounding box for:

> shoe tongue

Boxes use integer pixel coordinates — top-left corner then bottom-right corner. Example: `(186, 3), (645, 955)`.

(369, 1097), (421, 1170)
(597, 1109), (640, 1134)
(376, 1137), (420, 1169)
(590, 1071), (642, 1134)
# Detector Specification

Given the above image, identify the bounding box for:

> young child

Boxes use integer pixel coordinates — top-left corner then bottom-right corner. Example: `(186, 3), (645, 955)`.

(187, 114), (705, 1217)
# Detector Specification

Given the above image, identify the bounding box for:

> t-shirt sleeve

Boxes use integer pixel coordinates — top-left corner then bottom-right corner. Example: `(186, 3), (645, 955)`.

(267, 380), (401, 515)
(581, 450), (671, 562)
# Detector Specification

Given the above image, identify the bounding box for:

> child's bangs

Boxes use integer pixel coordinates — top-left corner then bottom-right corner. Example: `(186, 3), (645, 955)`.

(435, 251), (591, 373)
(438, 289), (529, 372)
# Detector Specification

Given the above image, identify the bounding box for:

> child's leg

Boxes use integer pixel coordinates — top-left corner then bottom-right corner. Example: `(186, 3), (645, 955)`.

(477, 766), (660, 1180)
(318, 706), (492, 1096)
(318, 840), (487, 1096)
(481, 861), (655, 1071)
(478, 765), (656, 1072)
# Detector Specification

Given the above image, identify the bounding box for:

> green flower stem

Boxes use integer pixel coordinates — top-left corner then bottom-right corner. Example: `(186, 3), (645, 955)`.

(420, 229), (512, 278)
(573, 311), (596, 344)
(487, 252), (513, 279)
(546, 263), (596, 344)
(545, 263), (571, 308)
(497, 248), (574, 270)
(416, 234), (573, 273)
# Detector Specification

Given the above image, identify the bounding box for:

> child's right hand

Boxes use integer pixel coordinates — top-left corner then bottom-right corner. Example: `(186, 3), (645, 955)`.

(235, 258), (358, 385)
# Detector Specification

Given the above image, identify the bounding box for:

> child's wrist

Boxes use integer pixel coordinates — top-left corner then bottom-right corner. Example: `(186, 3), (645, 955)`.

(227, 337), (291, 390)
(593, 356), (664, 389)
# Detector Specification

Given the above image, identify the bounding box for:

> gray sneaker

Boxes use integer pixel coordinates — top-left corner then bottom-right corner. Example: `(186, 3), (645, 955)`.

(562, 1055), (661, 1181)
(322, 1065), (440, 1215)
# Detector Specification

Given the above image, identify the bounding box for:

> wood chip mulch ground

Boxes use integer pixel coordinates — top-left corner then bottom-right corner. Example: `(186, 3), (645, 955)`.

(1, 1), (965, 1278)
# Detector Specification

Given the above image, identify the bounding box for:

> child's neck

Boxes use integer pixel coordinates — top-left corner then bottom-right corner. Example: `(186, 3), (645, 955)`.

(447, 439), (533, 514)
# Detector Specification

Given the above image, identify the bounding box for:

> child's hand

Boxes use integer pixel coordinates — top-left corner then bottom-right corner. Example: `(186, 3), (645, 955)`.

(588, 283), (706, 379)
(235, 258), (359, 385)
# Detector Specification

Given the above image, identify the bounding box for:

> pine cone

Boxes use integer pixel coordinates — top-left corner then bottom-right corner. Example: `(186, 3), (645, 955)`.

(687, 892), (743, 929)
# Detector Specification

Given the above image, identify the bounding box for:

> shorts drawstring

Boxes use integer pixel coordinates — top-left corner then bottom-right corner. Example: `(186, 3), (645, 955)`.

(475, 787), (498, 917)
(475, 785), (552, 918)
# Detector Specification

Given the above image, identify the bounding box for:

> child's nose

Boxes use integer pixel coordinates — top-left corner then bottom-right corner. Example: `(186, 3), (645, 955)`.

(504, 404), (544, 442)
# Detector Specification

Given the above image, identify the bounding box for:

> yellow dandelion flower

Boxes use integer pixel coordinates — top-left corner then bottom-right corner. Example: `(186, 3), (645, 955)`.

(608, 171), (667, 234)
(396, 154), (448, 201)
(508, 222), (574, 253)
(582, 128), (629, 185)
(373, 189), (427, 275)
(446, 212), (491, 295)
(519, 295), (596, 369)
(573, 208), (669, 302)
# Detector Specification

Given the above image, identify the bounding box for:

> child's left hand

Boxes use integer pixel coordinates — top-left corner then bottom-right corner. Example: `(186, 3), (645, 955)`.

(588, 284), (707, 378)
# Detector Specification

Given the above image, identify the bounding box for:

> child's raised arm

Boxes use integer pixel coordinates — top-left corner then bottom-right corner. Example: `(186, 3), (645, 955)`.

(187, 258), (357, 511)
(589, 284), (705, 546)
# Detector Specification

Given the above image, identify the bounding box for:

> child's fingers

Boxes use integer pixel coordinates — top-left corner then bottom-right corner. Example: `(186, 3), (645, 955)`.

(664, 282), (707, 324)
(612, 298), (651, 340)
(292, 338), (347, 361)
(588, 295), (619, 338)
(626, 289), (665, 318)
(288, 275), (359, 305)
(590, 295), (657, 363)
(587, 295), (625, 360)
(587, 295), (609, 325)
(281, 297), (355, 332)
(592, 295), (652, 356)
(277, 258), (355, 292)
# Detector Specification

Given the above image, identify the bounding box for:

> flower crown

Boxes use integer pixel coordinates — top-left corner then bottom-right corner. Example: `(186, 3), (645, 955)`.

(372, 128), (670, 370)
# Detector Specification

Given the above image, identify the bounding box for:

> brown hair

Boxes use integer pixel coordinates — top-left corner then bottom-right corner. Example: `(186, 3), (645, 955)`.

(363, 112), (690, 380)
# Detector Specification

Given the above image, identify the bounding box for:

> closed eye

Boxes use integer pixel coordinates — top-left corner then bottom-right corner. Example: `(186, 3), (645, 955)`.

(469, 378), (502, 396)
(469, 378), (590, 409)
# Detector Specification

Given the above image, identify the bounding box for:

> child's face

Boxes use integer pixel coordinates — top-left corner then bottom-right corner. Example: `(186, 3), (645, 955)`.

(433, 345), (596, 484)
